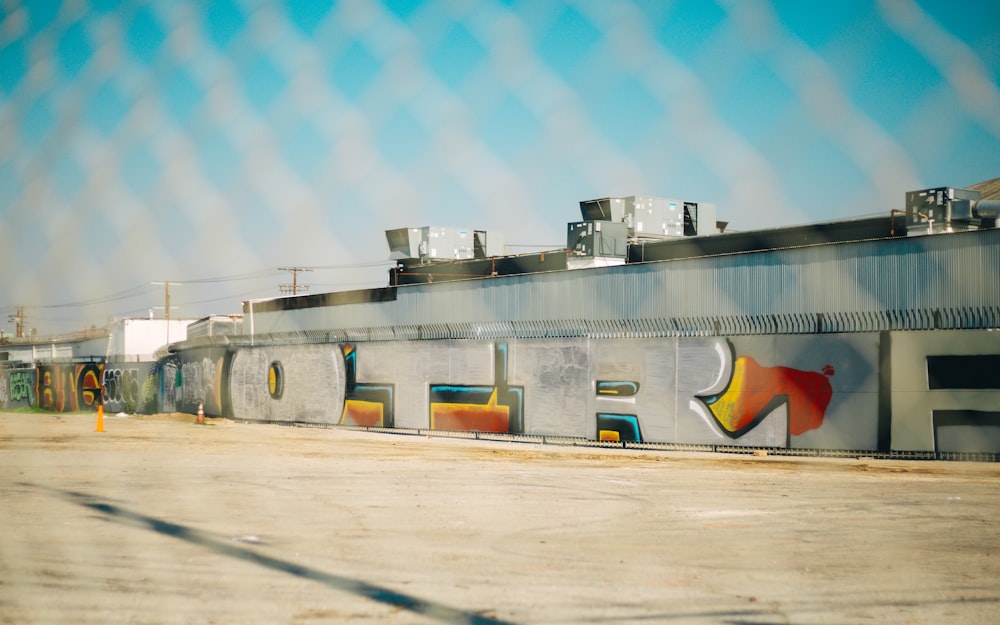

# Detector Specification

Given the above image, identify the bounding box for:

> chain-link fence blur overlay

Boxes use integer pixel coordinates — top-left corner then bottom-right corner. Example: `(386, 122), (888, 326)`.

(1, 0), (999, 333)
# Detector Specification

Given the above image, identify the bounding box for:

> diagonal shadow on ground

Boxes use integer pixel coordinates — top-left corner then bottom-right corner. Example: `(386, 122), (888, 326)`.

(37, 484), (516, 625)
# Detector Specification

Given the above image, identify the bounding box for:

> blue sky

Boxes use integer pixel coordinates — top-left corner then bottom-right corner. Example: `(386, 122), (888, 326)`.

(1, 0), (998, 335)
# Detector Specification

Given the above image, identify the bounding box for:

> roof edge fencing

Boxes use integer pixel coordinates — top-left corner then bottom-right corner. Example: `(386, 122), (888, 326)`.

(186, 306), (1000, 348)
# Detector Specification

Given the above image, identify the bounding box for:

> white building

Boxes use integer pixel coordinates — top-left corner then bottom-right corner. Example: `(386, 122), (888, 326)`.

(0, 318), (195, 364)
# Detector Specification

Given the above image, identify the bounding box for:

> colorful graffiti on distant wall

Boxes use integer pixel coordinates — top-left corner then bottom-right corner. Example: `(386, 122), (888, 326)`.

(0, 363), (154, 413)
(158, 349), (229, 415)
(36, 363), (104, 412)
(1, 369), (36, 407)
(596, 381), (641, 442)
(696, 345), (836, 438)
(4, 329), (996, 454)
(597, 413), (642, 442)
(592, 341), (837, 444)
(102, 367), (141, 412)
(429, 343), (524, 433)
(339, 345), (394, 427)
(181, 357), (221, 408)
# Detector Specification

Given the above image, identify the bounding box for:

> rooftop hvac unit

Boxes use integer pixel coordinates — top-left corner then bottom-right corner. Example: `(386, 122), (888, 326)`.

(187, 315), (242, 339)
(386, 228), (424, 261)
(474, 229), (505, 258)
(579, 197), (627, 222)
(579, 195), (717, 239)
(566, 221), (628, 269)
(386, 227), (503, 261)
(904, 187), (994, 236)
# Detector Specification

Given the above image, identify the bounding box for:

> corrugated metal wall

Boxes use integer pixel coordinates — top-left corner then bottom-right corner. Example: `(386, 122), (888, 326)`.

(247, 229), (1000, 340)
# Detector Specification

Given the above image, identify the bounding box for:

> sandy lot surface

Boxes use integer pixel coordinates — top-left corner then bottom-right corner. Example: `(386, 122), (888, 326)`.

(1, 411), (999, 625)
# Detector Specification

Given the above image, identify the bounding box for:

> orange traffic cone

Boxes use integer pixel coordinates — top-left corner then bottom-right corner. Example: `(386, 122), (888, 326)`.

(197, 403), (205, 424)
(95, 404), (105, 432)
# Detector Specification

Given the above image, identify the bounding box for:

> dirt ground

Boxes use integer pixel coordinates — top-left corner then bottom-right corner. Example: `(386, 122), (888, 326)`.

(1, 411), (999, 625)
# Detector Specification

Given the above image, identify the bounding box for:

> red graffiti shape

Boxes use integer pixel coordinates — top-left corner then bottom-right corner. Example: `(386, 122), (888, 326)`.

(781, 362), (835, 435)
(703, 357), (835, 437)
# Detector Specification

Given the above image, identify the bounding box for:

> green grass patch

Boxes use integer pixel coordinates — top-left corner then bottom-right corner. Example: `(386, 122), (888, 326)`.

(8, 405), (49, 414)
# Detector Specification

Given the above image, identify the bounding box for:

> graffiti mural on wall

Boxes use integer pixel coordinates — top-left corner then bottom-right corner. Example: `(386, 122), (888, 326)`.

(696, 343), (836, 439)
(590, 338), (841, 445)
(161, 360), (180, 413)
(429, 343), (524, 433)
(340, 345), (394, 428)
(102, 367), (141, 411)
(36, 363), (104, 412)
(148, 329), (997, 453)
(228, 344), (347, 424)
(181, 357), (222, 409)
(597, 413), (642, 442)
(157, 350), (229, 415)
(10, 370), (37, 406)
(0, 370), (36, 406)
(142, 335), (861, 445)
(596, 380), (642, 442)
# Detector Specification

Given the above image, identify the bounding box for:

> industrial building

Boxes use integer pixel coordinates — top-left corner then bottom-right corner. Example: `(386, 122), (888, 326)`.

(3, 182), (999, 459)
(222, 183), (998, 458)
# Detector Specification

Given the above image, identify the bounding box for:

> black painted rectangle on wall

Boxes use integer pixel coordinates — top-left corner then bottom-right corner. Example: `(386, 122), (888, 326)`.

(877, 331), (892, 453)
(933, 410), (1000, 453)
(933, 410), (1000, 428)
(926, 355), (1000, 389)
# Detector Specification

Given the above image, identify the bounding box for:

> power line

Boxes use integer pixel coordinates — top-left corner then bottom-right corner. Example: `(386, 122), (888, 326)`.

(16, 284), (152, 310)
(172, 268), (280, 284)
(1, 258), (397, 327)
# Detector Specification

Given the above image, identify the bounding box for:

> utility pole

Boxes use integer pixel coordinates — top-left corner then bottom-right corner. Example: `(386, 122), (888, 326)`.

(151, 282), (184, 344)
(279, 267), (313, 295)
(151, 282), (180, 320)
(7, 306), (25, 338)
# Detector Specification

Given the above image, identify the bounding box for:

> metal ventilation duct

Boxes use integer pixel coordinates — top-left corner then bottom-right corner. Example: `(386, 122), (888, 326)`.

(974, 199), (1000, 219)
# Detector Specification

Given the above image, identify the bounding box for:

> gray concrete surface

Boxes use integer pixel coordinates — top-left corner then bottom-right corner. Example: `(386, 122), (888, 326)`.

(1, 411), (999, 624)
